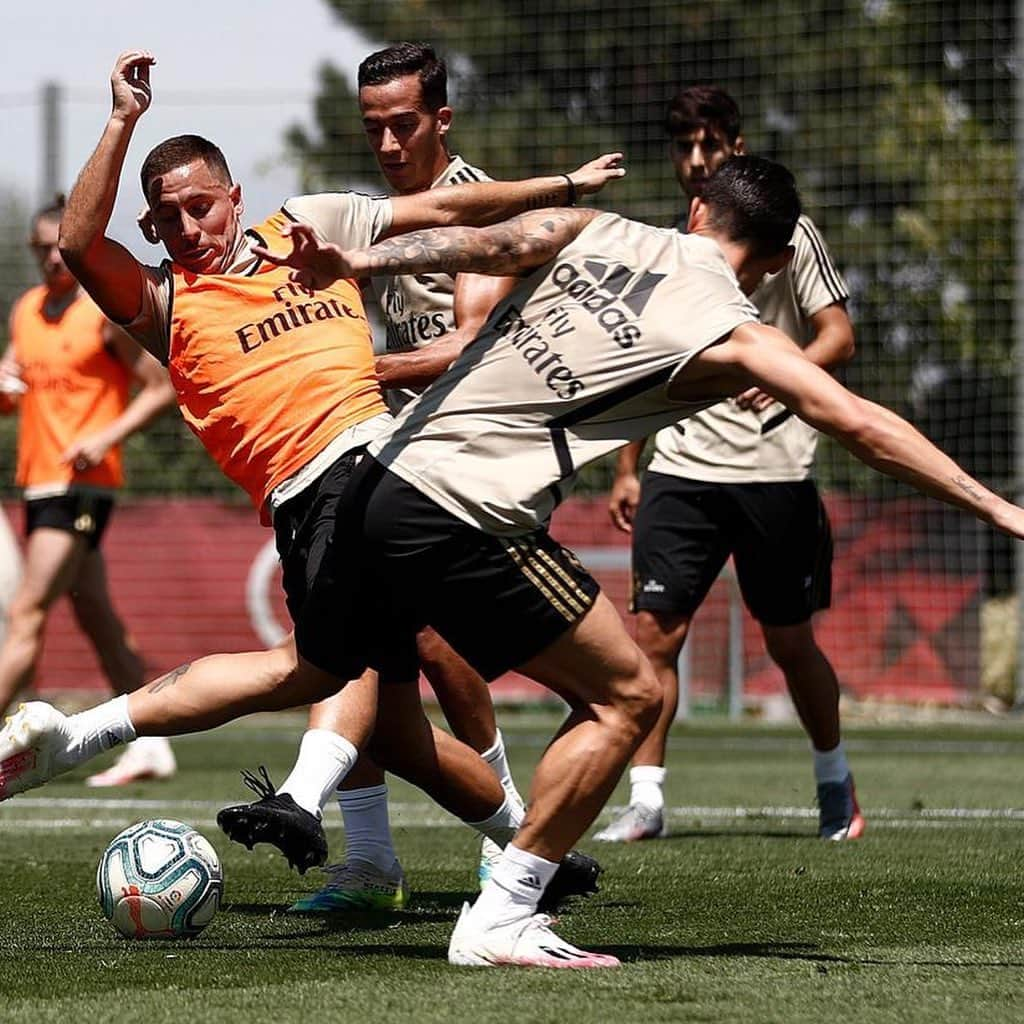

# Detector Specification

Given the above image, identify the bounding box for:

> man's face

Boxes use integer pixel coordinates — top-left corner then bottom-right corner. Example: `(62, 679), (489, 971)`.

(29, 217), (75, 291)
(145, 159), (243, 273)
(668, 126), (742, 199)
(359, 74), (452, 195)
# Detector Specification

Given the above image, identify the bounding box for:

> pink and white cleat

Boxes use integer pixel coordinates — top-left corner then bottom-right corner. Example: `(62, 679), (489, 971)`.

(448, 902), (621, 969)
(0, 702), (75, 800)
(86, 737), (176, 787)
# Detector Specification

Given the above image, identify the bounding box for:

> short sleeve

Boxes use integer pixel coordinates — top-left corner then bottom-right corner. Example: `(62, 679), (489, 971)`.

(790, 215), (849, 319)
(122, 262), (174, 364)
(283, 192), (394, 250)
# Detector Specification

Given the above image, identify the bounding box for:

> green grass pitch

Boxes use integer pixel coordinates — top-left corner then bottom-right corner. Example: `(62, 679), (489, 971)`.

(2, 708), (1024, 1023)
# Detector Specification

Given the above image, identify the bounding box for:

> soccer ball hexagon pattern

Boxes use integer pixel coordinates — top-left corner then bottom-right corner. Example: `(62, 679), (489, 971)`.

(96, 819), (222, 939)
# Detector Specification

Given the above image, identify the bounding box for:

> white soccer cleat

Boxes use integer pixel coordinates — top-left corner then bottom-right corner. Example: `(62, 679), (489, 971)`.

(448, 902), (621, 969)
(0, 702), (75, 800)
(593, 803), (665, 842)
(86, 736), (177, 788)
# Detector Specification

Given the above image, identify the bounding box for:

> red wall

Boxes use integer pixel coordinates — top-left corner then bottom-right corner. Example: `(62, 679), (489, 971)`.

(8, 492), (981, 705)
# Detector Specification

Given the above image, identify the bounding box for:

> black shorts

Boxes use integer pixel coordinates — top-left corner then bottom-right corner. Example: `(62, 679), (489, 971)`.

(295, 457), (601, 683)
(272, 448), (366, 632)
(631, 472), (832, 627)
(24, 492), (114, 551)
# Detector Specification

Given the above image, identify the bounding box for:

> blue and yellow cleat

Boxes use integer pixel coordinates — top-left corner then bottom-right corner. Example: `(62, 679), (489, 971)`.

(288, 857), (409, 913)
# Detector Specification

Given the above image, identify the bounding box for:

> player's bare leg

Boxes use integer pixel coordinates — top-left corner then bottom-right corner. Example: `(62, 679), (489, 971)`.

(448, 594), (658, 968)
(0, 637), (360, 801)
(762, 620), (864, 841)
(67, 549), (177, 787)
(68, 549), (144, 695)
(0, 527), (88, 712)
(593, 609), (688, 842)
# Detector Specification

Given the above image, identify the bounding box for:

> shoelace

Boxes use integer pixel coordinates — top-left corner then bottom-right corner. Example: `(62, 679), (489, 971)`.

(240, 764), (277, 799)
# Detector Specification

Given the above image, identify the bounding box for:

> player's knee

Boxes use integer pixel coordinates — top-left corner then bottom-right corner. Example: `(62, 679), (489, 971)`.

(6, 601), (46, 644)
(611, 659), (663, 736)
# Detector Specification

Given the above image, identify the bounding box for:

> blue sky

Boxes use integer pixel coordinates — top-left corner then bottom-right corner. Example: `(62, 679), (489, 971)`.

(2, 1), (374, 253)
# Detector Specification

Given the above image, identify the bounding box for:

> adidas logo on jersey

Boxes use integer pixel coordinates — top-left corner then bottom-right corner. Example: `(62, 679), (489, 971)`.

(551, 259), (666, 348)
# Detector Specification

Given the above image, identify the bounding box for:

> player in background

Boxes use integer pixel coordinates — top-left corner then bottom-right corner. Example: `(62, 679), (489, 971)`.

(0, 52), (619, 908)
(284, 42), (532, 914)
(0, 197), (177, 786)
(596, 86), (863, 843)
(5, 156), (1024, 966)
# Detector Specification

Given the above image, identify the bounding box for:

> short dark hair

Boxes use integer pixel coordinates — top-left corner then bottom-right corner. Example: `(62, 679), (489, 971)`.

(701, 156), (801, 258)
(358, 42), (448, 111)
(140, 135), (233, 199)
(32, 193), (65, 229)
(665, 85), (742, 144)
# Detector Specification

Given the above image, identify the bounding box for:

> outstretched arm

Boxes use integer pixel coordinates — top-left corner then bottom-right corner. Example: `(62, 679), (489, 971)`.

(252, 208), (601, 292)
(59, 51), (154, 328)
(680, 323), (1024, 537)
(385, 153), (624, 238)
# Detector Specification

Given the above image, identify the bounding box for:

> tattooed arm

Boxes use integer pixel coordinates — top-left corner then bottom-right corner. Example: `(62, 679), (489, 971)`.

(251, 209), (601, 292)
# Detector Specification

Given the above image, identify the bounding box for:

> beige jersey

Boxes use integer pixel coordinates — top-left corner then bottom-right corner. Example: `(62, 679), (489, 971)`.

(372, 156), (491, 412)
(647, 214), (849, 483)
(368, 213), (759, 535)
(126, 191), (393, 362)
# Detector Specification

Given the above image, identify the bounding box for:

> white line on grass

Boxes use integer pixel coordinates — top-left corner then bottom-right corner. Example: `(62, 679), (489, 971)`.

(3, 799), (1024, 832)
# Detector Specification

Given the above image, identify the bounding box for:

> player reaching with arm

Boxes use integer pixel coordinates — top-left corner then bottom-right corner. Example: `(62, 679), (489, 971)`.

(0, 50), (618, 905)
(239, 157), (1024, 967)
(0, 196), (177, 787)
(597, 85), (862, 844)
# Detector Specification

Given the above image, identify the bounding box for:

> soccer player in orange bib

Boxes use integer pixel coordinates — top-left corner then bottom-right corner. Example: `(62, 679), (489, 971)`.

(0, 197), (177, 786)
(0, 49), (623, 916)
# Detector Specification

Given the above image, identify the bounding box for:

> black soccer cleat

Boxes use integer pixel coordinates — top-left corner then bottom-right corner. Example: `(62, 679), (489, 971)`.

(538, 848), (603, 913)
(216, 765), (328, 874)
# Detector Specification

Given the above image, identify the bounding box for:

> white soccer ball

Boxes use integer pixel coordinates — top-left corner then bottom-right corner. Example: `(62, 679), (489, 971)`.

(96, 819), (223, 939)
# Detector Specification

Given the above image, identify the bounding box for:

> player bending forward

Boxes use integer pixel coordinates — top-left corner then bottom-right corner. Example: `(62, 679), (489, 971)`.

(4, 156), (1024, 969)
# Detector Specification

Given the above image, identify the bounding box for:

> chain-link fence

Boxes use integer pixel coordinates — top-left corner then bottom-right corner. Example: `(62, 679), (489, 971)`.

(0, 1), (1015, 704)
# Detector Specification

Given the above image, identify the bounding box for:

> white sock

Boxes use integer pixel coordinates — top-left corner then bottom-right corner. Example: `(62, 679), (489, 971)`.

(66, 695), (136, 763)
(278, 728), (358, 817)
(481, 729), (526, 814)
(466, 842), (558, 928)
(338, 784), (398, 872)
(813, 742), (849, 785)
(466, 795), (524, 848)
(629, 765), (666, 811)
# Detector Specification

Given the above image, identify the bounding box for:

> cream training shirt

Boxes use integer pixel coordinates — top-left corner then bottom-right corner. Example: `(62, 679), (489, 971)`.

(372, 155), (491, 413)
(369, 213), (759, 535)
(647, 214), (849, 483)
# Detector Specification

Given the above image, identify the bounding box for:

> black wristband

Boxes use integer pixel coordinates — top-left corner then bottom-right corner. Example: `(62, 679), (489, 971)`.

(561, 173), (578, 207)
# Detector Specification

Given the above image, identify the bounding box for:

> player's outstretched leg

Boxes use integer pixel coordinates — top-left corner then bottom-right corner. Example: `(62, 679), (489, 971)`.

(0, 701), (116, 798)
(1, 644), (360, 804)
